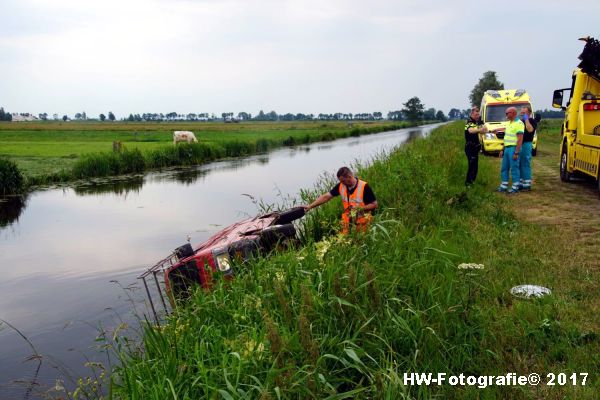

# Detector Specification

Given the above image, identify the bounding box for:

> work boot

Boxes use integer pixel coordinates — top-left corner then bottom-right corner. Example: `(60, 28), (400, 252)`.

(507, 188), (520, 194)
(496, 186), (508, 192)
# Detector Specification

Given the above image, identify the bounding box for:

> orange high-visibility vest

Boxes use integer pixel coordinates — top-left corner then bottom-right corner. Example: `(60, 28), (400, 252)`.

(339, 179), (372, 234)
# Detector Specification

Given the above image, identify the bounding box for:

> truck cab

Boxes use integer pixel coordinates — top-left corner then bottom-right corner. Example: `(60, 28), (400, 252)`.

(479, 89), (538, 155)
(553, 62), (600, 192)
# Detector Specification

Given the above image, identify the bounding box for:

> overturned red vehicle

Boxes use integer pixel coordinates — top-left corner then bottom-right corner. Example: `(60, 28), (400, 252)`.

(139, 207), (305, 320)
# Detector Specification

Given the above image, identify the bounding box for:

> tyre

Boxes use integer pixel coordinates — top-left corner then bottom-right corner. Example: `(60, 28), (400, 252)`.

(259, 224), (297, 250)
(174, 243), (194, 259)
(273, 207), (305, 225)
(560, 144), (573, 182)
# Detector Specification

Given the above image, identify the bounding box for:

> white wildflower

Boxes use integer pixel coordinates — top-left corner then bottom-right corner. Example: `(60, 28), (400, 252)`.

(458, 263), (485, 270)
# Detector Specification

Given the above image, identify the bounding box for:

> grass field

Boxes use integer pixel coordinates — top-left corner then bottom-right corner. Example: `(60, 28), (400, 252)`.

(87, 120), (598, 400)
(0, 120), (410, 181)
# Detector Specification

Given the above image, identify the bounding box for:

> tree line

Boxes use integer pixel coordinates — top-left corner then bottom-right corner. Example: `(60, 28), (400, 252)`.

(0, 96), (469, 124)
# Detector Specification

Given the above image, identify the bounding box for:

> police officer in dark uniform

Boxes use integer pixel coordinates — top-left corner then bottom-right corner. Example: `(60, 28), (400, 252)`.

(464, 107), (487, 186)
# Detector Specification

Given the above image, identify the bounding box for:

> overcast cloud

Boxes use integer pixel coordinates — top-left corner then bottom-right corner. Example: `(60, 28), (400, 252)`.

(0, 0), (598, 117)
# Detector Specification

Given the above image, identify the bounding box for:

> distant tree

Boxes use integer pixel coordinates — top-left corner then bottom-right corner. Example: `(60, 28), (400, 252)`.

(267, 111), (278, 121)
(254, 110), (264, 120)
(448, 108), (461, 120)
(402, 97), (425, 122)
(100, 113), (106, 121)
(387, 110), (403, 121)
(373, 111), (383, 120)
(470, 71), (504, 107)
(74, 112), (82, 120)
(0, 107), (13, 121)
(423, 107), (436, 120)
(435, 110), (447, 121)
(82, 111), (87, 120)
(127, 114), (135, 121)
(38, 113), (48, 121)
(62, 115), (68, 121)
(237, 112), (251, 120)
(108, 111), (116, 121)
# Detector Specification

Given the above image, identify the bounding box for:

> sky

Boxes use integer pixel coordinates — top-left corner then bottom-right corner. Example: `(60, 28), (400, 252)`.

(1, 0), (599, 118)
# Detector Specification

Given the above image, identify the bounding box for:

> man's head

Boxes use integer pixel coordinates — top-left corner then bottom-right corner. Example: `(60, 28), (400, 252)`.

(505, 107), (518, 121)
(337, 166), (356, 187)
(520, 105), (532, 117)
(470, 106), (480, 120)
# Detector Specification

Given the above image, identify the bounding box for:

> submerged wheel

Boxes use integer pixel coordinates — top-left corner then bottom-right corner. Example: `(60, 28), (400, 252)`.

(560, 144), (573, 182)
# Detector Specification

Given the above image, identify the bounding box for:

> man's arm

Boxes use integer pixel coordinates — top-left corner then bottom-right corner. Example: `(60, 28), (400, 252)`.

(305, 193), (333, 211)
(514, 133), (524, 159)
(468, 125), (487, 134)
(359, 200), (378, 212)
(524, 119), (534, 133)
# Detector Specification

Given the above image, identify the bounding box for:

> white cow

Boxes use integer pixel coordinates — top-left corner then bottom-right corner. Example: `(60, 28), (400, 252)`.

(173, 131), (198, 145)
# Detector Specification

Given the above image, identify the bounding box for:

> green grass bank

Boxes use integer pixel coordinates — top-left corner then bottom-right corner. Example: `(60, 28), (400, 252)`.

(100, 121), (598, 399)
(0, 120), (417, 191)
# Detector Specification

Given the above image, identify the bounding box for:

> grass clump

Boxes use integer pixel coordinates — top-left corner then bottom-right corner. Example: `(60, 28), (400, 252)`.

(0, 157), (24, 194)
(72, 148), (146, 178)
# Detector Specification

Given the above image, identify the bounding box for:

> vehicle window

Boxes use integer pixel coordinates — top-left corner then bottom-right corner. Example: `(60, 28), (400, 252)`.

(485, 103), (531, 122)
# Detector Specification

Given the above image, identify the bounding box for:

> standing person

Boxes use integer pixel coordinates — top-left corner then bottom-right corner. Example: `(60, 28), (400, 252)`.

(496, 107), (524, 193)
(519, 106), (537, 191)
(304, 167), (377, 234)
(464, 107), (488, 186)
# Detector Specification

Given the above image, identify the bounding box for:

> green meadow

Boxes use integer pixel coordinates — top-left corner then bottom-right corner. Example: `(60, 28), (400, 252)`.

(0, 120), (413, 188)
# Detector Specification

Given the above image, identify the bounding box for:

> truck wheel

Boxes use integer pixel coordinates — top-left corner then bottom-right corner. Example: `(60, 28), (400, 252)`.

(560, 144), (573, 182)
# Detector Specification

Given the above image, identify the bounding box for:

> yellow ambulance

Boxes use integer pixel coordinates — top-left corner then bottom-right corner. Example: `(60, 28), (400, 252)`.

(479, 89), (538, 155)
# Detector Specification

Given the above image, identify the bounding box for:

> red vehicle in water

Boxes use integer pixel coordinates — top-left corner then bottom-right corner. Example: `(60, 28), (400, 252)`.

(139, 207), (305, 320)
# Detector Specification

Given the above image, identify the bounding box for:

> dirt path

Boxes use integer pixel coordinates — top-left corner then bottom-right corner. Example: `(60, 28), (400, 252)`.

(521, 145), (600, 265)
(501, 139), (600, 332)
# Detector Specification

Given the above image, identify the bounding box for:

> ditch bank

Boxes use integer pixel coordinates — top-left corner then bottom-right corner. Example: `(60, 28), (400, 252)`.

(104, 121), (598, 399)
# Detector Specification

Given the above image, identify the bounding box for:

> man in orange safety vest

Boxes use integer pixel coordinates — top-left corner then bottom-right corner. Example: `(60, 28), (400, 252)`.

(304, 167), (378, 234)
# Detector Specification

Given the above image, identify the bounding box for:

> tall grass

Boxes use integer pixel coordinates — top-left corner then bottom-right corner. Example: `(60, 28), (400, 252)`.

(72, 149), (146, 178)
(0, 157), (24, 194)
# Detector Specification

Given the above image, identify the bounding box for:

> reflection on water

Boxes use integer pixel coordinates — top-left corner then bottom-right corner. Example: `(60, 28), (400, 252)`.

(0, 123), (443, 399)
(407, 129), (424, 142)
(72, 176), (145, 196)
(0, 195), (28, 228)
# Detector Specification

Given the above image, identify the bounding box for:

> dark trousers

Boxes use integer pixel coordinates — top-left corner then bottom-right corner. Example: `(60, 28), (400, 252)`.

(465, 142), (480, 185)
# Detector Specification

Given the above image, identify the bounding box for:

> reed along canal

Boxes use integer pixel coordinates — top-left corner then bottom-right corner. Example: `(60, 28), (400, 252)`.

(0, 123), (441, 398)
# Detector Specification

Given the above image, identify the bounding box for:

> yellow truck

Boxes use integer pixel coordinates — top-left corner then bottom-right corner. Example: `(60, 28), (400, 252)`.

(479, 89), (539, 155)
(553, 37), (600, 194)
